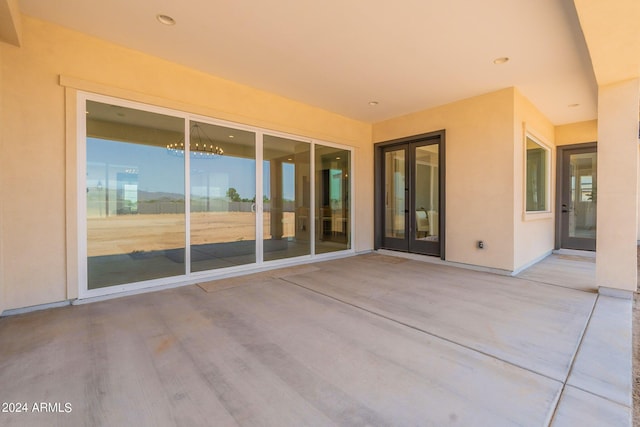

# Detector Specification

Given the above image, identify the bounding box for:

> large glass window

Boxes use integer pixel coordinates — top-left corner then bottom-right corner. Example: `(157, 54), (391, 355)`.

(82, 95), (353, 295)
(86, 101), (186, 289)
(315, 145), (351, 254)
(190, 121), (256, 272)
(525, 136), (550, 212)
(263, 135), (311, 261)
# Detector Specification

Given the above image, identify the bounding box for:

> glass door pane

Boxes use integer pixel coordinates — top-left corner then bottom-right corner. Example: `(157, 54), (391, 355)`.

(384, 149), (406, 239)
(377, 137), (442, 256)
(86, 101), (185, 289)
(568, 152), (597, 239)
(190, 121), (256, 271)
(410, 143), (440, 255)
(315, 145), (351, 254)
(263, 135), (311, 261)
(560, 146), (596, 251)
(414, 145), (439, 242)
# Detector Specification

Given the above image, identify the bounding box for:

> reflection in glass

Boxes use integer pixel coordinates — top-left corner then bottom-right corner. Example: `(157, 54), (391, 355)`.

(415, 145), (439, 241)
(526, 137), (548, 212)
(569, 152), (597, 239)
(190, 121), (256, 272)
(263, 135), (311, 261)
(315, 145), (351, 254)
(86, 101), (185, 289)
(85, 100), (355, 291)
(384, 149), (405, 239)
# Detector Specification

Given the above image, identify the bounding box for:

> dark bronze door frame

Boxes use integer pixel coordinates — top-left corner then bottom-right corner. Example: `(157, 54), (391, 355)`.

(374, 130), (445, 258)
(555, 142), (597, 251)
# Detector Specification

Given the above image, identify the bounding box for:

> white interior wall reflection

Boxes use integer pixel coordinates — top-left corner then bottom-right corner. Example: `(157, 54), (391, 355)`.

(384, 149), (405, 239)
(415, 144), (439, 241)
(82, 96), (352, 293)
(315, 145), (351, 254)
(263, 135), (311, 262)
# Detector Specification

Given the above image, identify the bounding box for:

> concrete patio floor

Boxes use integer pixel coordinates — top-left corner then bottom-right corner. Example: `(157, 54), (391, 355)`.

(0, 252), (632, 426)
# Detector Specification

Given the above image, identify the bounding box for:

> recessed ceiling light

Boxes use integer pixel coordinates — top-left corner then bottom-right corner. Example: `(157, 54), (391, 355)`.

(336, 156), (341, 160)
(228, 135), (234, 138)
(368, 101), (379, 106)
(568, 103), (580, 108)
(156, 14), (176, 26)
(493, 57), (510, 65)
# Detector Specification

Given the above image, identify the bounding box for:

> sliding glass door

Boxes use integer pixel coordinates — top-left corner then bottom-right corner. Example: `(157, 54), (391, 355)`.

(315, 145), (351, 254)
(190, 121), (256, 272)
(81, 94), (352, 296)
(85, 101), (186, 289)
(263, 135), (311, 261)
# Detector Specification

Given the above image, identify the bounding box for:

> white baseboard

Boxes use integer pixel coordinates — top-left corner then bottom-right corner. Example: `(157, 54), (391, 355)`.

(375, 249), (515, 276)
(511, 250), (554, 276)
(1, 300), (72, 317)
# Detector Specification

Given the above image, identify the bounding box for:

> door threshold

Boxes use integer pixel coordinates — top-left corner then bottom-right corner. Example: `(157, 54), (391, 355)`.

(553, 248), (596, 258)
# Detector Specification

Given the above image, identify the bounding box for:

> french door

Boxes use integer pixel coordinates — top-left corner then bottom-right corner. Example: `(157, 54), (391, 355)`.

(557, 143), (597, 251)
(376, 132), (444, 257)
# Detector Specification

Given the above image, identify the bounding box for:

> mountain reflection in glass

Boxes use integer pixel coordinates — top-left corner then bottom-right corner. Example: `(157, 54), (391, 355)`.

(189, 121), (256, 272)
(86, 101), (185, 289)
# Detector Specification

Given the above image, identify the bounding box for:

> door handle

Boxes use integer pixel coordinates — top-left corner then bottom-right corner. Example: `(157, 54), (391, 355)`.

(561, 204), (569, 213)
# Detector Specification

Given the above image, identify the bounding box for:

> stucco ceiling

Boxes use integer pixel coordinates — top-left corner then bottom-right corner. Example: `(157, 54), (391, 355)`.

(18, 0), (598, 125)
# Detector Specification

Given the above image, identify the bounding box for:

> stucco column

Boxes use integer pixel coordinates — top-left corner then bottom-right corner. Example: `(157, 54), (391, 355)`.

(596, 78), (640, 292)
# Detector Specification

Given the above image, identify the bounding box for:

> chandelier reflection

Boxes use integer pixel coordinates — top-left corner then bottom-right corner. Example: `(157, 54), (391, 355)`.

(167, 123), (224, 158)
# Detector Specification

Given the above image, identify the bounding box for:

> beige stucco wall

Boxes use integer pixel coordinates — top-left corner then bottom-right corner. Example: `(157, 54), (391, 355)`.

(512, 89), (556, 271)
(555, 120), (597, 146)
(373, 88), (516, 271)
(596, 78), (639, 291)
(0, 16), (372, 310)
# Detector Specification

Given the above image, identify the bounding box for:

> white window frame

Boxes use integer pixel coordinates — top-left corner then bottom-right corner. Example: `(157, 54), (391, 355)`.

(523, 132), (552, 218)
(77, 91), (355, 300)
